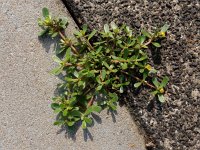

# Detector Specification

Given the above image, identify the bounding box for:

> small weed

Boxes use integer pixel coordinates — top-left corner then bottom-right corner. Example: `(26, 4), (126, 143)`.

(38, 8), (169, 129)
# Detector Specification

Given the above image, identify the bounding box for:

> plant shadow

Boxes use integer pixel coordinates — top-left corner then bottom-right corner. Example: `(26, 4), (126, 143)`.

(149, 45), (162, 65)
(38, 35), (60, 53)
(55, 113), (102, 141)
(107, 109), (118, 123)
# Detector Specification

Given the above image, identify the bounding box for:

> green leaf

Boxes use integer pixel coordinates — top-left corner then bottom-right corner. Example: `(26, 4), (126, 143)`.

(67, 121), (75, 127)
(42, 7), (49, 18)
(143, 70), (148, 79)
(134, 44), (140, 49)
(141, 29), (152, 38)
(69, 97), (77, 106)
(142, 45), (148, 48)
(102, 69), (107, 81)
(158, 94), (165, 103)
(109, 92), (118, 102)
(109, 103), (117, 110)
(110, 22), (117, 30)
(54, 108), (62, 113)
(74, 117), (80, 122)
(87, 71), (95, 78)
(52, 55), (62, 63)
(139, 69), (144, 73)
(122, 63), (128, 70)
(51, 32), (58, 38)
(51, 103), (60, 110)
(96, 76), (101, 84)
(134, 82), (142, 88)
(73, 71), (79, 78)
(135, 62), (144, 68)
(91, 105), (102, 113)
(129, 39), (136, 46)
(50, 66), (63, 75)
(104, 24), (109, 33)
(94, 41), (106, 45)
(137, 55), (147, 61)
(119, 86), (124, 93)
(88, 30), (97, 40)
(54, 120), (64, 126)
(125, 26), (132, 37)
(63, 109), (68, 116)
(70, 110), (82, 117)
(138, 36), (146, 45)
(96, 46), (103, 53)
(152, 78), (160, 88)
(60, 17), (68, 28)
(78, 80), (85, 87)
(38, 29), (48, 37)
(64, 47), (71, 62)
(74, 31), (82, 38)
(96, 85), (103, 91)
(85, 105), (102, 116)
(149, 68), (157, 74)
(65, 77), (79, 82)
(152, 42), (161, 48)
(160, 76), (169, 88)
(104, 79), (111, 85)
(60, 104), (65, 109)
(161, 24), (170, 32)
(150, 90), (158, 95)
(84, 117), (93, 125)
(38, 18), (43, 26)
(123, 49), (129, 59)
(102, 61), (110, 70)
(82, 24), (87, 34)
(119, 75), (124, 83)
(56, 47), (65, 55)
(81, 120), (87, 129)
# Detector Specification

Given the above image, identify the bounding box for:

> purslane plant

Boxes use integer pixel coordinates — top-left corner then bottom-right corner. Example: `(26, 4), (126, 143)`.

(38, 8), (169, 129)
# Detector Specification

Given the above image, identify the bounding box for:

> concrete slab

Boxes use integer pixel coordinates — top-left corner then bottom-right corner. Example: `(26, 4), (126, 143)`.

(0, 0), (146, 149)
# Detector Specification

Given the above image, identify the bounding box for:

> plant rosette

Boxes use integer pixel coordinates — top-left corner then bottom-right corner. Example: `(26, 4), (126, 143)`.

(38, 8), (170, 129)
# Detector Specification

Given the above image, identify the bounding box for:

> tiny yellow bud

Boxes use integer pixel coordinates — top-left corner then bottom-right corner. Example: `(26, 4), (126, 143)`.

(159, 88), (165, 94)
(159, 32), (165, 37)
(145, 64), (152, 71)
(44, 20), (49, 24)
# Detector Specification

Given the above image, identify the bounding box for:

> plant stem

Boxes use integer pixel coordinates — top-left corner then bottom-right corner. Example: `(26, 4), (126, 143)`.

(79, 37), (94, 51)
(144, 38), (153, 46)
(121, 70), (156, 89)
(65, 62), (82, 67)
(58, 31), (66, 40)
(83, 83), (97, 96)
(111, 59), (129, 63)
(87, 96), (94, 107)
(58, 31), (79, 55)
(64, 63), (73, 67)
(86, 40), (94, 51)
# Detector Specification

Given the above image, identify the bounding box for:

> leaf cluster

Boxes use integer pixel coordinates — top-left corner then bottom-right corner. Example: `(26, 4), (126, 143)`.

(38, 8), (68, 37)
(38, 8), (169, 129)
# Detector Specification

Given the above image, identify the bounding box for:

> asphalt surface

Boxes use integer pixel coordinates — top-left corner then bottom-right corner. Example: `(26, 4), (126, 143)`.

(0, 0), (146, 149)
(65, 0), (200, 149)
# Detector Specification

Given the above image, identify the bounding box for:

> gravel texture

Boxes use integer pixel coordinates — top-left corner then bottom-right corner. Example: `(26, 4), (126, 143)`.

(0, 0), (146, 149)
(64, 0), (200, 149)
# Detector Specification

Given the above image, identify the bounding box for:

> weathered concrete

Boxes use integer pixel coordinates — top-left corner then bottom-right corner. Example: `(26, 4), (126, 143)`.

(0, 0), (146, 149)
